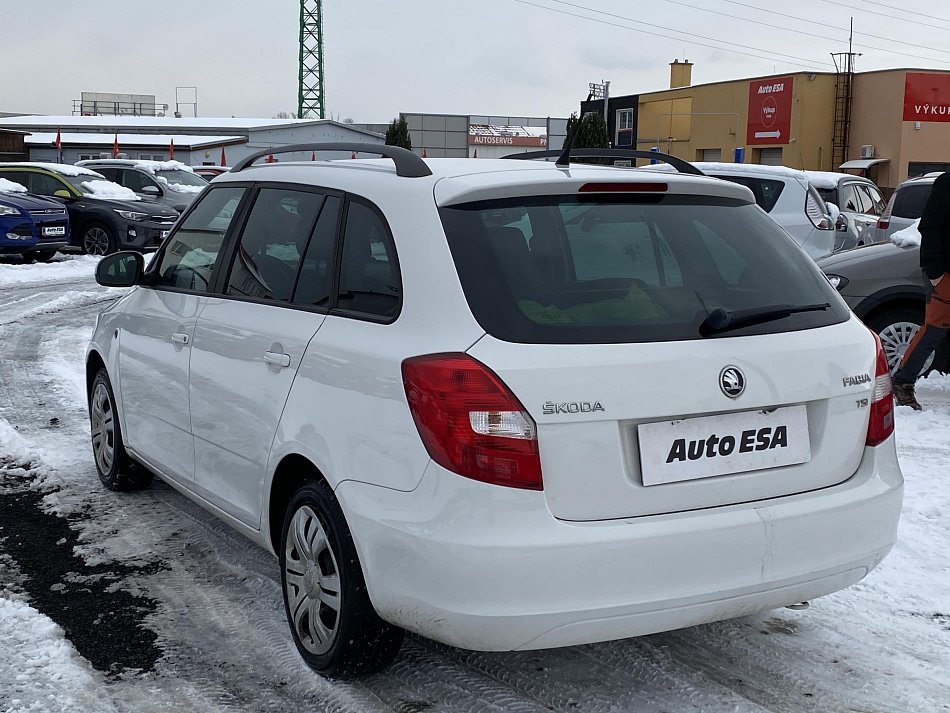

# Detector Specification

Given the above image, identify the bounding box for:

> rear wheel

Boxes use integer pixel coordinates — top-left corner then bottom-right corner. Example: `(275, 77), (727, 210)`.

(866, 309), (940, 376)
(89, 369), (153, 491)
(279, 480), (402, 679)
(82, 223), (116, 256)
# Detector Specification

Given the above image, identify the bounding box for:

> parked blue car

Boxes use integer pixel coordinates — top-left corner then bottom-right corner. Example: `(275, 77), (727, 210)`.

(0, 179), (70, 261)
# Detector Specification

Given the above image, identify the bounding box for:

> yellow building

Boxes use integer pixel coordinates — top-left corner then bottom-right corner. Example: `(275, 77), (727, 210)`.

(624, 62), (950, 193)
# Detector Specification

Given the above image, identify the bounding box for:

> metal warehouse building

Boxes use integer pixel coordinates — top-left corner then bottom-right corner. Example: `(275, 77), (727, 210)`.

(0, 115), (384, 166)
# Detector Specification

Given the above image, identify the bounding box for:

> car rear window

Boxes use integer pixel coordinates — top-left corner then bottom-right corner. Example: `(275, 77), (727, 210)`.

(709, 175), (785, 212)
(892, 183), (932, 219)
(439, 194), (848, 344)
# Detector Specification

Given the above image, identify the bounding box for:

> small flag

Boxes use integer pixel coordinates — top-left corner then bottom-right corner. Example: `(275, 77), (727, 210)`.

(219, 146), (227, 167)
(422, 148), (427, 158)
(266, 154), (275, 163)
(169, 138), (175, 160)
(112, 133), (119, 158)
(54, 129), (62, 150)
(311, 149), (316, 161)
(351, 151), (356, 159)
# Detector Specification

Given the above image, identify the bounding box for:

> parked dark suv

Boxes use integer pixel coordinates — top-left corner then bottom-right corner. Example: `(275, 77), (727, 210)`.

(0, 163), (179, 255)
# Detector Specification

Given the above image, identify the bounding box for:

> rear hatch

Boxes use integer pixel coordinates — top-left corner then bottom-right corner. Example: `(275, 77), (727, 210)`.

(437, 170), (870, 521)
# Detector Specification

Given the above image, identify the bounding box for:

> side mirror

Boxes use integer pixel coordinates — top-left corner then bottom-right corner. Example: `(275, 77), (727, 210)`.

(96, 251), (143, 287)
(141, 185), (161, 196)
(53, 189), (72, 199)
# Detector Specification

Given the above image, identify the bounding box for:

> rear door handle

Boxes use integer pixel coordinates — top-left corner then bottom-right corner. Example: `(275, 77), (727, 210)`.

(171, 332), (190, 345)
(264, 351), (291, 368)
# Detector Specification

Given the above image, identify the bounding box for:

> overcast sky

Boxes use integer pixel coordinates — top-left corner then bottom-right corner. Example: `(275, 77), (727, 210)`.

(4, 0), (950, 122)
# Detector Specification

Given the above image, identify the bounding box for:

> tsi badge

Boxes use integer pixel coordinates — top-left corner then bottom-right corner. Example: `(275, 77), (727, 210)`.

(719, 366), (746, 399)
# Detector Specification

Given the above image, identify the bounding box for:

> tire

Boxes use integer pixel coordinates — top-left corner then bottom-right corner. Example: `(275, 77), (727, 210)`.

(81, 222), (117, 256)
(279, 480), (403, 679)
(27, 250), (57, 262)
(89, 369), (153, 491)
(866, 308), (938, 377)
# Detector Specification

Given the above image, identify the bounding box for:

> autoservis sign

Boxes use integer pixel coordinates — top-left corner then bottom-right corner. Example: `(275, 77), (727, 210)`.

(904, 73), (950, 123)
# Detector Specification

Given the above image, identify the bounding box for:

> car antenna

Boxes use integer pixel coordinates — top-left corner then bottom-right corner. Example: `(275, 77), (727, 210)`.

(556, 115), (586, 169)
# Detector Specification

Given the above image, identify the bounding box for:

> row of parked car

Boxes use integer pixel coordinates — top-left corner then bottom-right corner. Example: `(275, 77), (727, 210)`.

(0, 159), (221, 260)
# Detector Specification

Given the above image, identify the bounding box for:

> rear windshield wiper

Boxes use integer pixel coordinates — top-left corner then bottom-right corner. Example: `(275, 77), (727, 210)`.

(699, 302), (830, 336)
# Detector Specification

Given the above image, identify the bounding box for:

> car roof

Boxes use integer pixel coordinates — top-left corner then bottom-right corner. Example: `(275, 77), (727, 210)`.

(896, 174), (940, 189)
(0, 162), (105, 178)
(687, 162), (808, 182)
(803, 170), (873, 190)
(213, 157), (756, 206)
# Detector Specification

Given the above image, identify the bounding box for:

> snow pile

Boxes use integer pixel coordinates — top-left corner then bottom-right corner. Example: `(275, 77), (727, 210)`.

(133, 159), (194, 174)
(79, 180), (139, 201)
(891, 219), (922, 247)
(0, 255), (100, 289)
(0, 177), (27, 193)
(25, 163), (103, 178)
(0, 597), (117, 713)
(803, 170), (852, 190)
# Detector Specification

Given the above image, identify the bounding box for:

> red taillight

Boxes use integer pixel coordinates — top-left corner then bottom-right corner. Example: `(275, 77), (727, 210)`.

(866, 331), (895, 447)
(876, 218), (890, 230)
(401, 353), (542, 490)
(877, 194), (895, 231)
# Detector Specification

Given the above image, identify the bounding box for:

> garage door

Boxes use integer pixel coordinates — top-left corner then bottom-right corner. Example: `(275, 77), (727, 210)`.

(758, 148), (784, 166)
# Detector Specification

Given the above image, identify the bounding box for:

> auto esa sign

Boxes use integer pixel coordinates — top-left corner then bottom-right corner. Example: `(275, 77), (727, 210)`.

(747, 77), (793, 146)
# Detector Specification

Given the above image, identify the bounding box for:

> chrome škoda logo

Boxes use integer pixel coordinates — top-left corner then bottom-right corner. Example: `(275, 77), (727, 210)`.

(720, 366), (746, 398)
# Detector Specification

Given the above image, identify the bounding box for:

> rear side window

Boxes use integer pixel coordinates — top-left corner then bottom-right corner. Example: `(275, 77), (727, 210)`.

(152, 187), (245, 292)
(710, 175), (785, 212)
(440, 194), (848, 344)
(893, 183), (933, 219)
(336, 200), (401, 320)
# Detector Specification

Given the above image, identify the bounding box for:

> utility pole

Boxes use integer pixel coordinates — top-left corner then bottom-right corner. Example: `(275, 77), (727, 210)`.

(298, 0), (325, 119)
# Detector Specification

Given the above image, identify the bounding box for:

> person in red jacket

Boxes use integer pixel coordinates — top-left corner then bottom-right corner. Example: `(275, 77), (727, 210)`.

(893, 172), (950, 410)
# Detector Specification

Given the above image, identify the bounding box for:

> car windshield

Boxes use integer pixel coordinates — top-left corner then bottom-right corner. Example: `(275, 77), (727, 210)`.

(155, 169), (208, 188)
(440, 193), (848, 344)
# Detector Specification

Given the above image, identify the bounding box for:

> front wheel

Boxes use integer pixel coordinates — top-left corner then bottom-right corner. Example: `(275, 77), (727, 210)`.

(81, 223), (117, 256)
(89, 369), (153, 491)
(280, 480), (403, 679)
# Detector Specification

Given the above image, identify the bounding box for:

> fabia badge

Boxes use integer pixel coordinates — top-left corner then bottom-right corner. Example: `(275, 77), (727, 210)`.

(720, 366), (746, 398)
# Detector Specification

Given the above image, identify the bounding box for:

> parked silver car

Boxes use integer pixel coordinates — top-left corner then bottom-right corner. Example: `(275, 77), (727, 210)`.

(875, 173), (939, 244)
(805, 171), (886, 251)
(76, 159), (208, 213)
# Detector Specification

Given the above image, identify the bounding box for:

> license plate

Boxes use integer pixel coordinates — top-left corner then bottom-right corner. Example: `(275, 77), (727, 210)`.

(161, 230), (170, 238)
(42, 226), (66, 237)
(638, 405), (810, 486)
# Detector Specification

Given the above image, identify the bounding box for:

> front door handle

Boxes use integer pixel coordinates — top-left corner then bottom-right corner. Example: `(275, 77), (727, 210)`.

(264, 351), (291, 368)
(171, 332), (190, 346)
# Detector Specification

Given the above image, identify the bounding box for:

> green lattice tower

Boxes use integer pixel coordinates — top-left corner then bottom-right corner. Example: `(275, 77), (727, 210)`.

(298, 0), (325, 119)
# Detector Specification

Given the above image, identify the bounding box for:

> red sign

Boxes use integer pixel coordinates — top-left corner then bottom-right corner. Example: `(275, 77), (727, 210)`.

(747, 77), (793, 146)
(903, 72), (950, 122)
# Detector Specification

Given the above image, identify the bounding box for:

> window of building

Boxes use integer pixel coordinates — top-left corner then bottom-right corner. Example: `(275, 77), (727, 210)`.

(908, 162), (950, 179)
(616, 109), (634, 147)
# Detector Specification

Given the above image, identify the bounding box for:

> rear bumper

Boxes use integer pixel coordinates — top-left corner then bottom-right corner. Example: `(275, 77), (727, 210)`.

(336, 438), (902, 651)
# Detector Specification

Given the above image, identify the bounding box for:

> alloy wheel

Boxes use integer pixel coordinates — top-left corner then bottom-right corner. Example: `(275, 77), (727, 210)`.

(83, 227), (111, 256)
(879, 321), (934, 376)
(283, 505), (342, 655)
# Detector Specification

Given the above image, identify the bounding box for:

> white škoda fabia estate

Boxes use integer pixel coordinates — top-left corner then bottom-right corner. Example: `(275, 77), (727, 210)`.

(87, 144), (903, 679)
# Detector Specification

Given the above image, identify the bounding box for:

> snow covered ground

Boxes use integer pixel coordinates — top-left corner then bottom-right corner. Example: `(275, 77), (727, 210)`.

(0, 256), (948, 712)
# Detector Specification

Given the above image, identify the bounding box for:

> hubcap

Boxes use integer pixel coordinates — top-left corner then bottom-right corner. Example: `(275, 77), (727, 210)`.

(90, 382), (115, 475)
(84, 227), (110, 256)
(283, 505), (342, 655)
(879, 321), (934, 376)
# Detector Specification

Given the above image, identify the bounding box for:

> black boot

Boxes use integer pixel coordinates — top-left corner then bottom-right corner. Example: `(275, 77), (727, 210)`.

(893, 382), (922, 411)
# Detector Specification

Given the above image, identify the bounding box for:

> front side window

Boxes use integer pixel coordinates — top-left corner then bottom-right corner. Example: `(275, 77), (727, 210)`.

(336, 201), (401, 319)
(122, 169), (159, 193)
(28, 172), (68, 196)
(226, 188), (326, 302)
(712, 175), (785, 213)
(440, 194), (848, 344)
(152, 187), (245, 292)
(857, 184), (885, 215)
